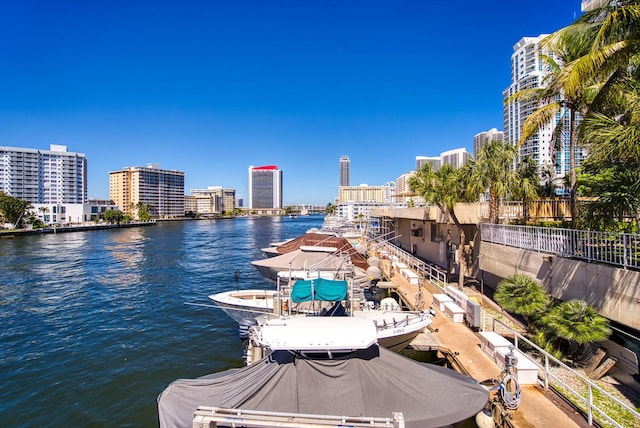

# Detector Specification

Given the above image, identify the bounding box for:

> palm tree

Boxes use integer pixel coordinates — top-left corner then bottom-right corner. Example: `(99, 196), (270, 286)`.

(494, 273), (551, 332)
(460, 140), (526, 224)
(510, 23), (599, 228)
(540, 162), (562, 198)
(409, 164), (473, 288)
(540, 300), (611, 361)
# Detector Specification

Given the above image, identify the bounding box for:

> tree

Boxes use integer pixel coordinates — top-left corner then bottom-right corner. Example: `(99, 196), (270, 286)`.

(459, 140), (522, 224)
(510, 22), (599, 228)
(103, 209), (124, 224)
(134, 202), (152, 221)
(494, 273), (551, 332)
(0, 192), (31, 229)
(325, 203), (335, 215)
(409, 164), (474, 288)
(539, 299), (611, 361)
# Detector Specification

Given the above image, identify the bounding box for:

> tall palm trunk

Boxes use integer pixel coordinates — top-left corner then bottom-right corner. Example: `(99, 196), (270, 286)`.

(569, 107), (578, 228)
(489, 189), (500, 224)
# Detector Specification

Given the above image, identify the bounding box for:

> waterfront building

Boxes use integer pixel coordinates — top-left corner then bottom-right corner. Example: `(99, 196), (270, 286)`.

(248, 165), (282, 210)
(503, 35), (586, 195)
(109, 164), (184, 219)
(339, 155), (350, 187)
(188, 186), (236, 216)
(415, 155), (440, 171)
(0, 144), (87, 204)
(440, 148), (471, 169)
(473, 128), (504, 157)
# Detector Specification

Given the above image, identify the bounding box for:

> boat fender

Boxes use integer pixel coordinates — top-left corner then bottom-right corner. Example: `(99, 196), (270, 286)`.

(238, 318), (259, 341)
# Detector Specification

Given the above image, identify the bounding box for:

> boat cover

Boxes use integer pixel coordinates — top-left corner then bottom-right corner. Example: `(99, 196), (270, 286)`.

(157, 345), (488, 428)
(274, 232), (369, 270)
(290, 278), (348, 303)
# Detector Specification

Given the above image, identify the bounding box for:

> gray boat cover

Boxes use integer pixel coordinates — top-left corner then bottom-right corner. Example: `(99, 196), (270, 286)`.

(157, 346), (488, 428)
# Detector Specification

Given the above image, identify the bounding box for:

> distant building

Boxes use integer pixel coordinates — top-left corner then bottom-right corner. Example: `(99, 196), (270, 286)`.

(109, 164), (185, 219)
(339, 155), (350, 187)
(415, 156), (440, 171)
(440, 148), (471, 169)
(0, 144), (87, 204)
(189, 186), (236, 215)
(473, 128), (504, 157)
(248, 165), (282, 210)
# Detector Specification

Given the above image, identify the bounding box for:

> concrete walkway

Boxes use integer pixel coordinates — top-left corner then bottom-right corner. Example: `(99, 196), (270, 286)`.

(386, 272), (589, 428)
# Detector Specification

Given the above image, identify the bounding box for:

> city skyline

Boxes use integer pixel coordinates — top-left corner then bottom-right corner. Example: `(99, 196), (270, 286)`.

(1, 1), (583, 205)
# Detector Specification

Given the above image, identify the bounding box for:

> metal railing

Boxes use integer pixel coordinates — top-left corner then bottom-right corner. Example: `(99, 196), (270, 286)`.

(481, 223), (640, 270)
(367, 236), (448, 291)
(489, 319), (640, 428)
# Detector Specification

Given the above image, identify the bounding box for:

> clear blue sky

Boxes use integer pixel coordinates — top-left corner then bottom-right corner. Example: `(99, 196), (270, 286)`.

(0, 1), (582, 205)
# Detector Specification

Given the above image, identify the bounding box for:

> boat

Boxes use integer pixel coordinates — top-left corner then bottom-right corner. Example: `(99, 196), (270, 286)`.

(235, 276), (433, 360)
(255, 232), (369, 277)
(208, 270), (343, 323)
(157, 320), (488, 428)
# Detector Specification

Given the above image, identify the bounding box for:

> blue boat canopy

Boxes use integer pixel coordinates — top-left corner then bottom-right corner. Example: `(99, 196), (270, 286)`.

(290, 278), (348, 303)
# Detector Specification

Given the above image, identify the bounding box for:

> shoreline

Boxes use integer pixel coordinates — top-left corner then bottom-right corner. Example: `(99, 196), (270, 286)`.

(0, 221), (156, 237)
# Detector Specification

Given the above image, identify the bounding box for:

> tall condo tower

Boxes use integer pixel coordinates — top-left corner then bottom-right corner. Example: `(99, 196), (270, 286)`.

(473, 128), (504, 157)
(503, 36), (585, 194)
(0, 144), (87, 204)
(248, 165), (282, 209)
(339, 156), (350, 187)
(109, 164), (185, 218)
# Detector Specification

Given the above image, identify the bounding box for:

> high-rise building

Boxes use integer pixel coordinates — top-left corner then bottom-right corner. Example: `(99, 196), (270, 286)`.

(339, 155), (350, 187)
(0, 144), (87, 204)
(415, 156), (440, 171)
(473, 128), (504, 157)
(503, 36), (585, 194)
(109, 164), (184, 218)
(440, 148), (471, 169)
(248, 165), (282, 209)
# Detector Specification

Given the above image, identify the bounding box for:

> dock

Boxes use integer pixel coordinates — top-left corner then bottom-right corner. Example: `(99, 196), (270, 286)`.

(384, 265), (589, 428)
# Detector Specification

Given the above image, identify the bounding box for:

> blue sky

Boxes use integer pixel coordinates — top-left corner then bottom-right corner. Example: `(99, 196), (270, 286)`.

(0, 1), (583, 205)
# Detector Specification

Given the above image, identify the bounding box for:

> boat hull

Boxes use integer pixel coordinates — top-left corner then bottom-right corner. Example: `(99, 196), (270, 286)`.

(209, 290), (276, 323)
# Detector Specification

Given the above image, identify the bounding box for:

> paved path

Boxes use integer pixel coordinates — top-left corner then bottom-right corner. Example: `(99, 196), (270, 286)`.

(386, 271), (588, 428)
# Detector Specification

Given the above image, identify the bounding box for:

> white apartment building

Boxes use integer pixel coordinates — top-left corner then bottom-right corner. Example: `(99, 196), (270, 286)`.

(473, 128), (504, 157)
(415, 156), (440, 171)
(503, 36), (586, 195)
(440, 148), (471, 169)
(0, 144), (87, 204)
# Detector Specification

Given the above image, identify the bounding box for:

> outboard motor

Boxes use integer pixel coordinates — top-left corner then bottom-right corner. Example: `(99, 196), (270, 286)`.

(238, 318), (259, 341)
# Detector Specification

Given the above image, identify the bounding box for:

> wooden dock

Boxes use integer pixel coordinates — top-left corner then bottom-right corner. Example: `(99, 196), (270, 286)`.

(381, 262), (588, 428)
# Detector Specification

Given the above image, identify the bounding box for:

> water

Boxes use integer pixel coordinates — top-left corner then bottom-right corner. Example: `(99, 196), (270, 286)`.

(0, 215), (324, 427)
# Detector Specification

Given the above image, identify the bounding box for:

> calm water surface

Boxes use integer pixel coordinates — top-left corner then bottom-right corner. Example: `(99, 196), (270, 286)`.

(0, 216), (324, 427)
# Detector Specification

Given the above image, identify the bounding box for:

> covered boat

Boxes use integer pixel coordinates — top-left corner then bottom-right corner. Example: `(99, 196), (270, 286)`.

(157, 344), (488, 428)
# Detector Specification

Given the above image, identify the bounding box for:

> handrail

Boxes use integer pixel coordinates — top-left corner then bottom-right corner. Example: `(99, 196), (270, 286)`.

(481, 223), (639, 271)
(490, 318), (640, 427)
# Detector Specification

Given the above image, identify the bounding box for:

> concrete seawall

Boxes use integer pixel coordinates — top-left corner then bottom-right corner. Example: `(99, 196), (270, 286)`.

(479, 240), (640, 331)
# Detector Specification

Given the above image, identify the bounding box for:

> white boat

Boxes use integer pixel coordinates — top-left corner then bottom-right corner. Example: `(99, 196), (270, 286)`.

(208, 288), (278, 323)
(209, 270), (341, 322)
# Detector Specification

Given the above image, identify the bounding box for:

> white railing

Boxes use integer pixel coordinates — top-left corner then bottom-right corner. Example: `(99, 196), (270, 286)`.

(490, 319), (640, 428)
(481, 223), (640, 270)
(367, 237), (448, 292)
